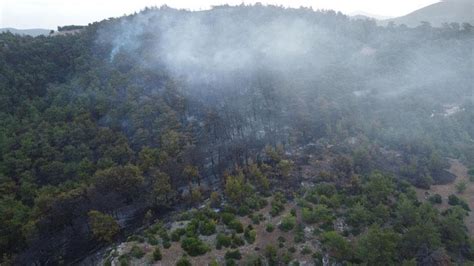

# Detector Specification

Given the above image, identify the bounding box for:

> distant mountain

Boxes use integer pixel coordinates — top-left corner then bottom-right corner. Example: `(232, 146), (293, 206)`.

(383, 0), (474, 27)
(349, 11), (393, 21)
(0, 28), (51, 36)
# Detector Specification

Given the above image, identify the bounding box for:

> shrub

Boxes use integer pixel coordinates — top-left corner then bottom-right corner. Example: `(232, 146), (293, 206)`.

(216, 233), (232, 249)
(282, 252), (292, 264)
(221, 212), (236, 225)
(185, 220), (199, 237)
(271, 192), (286, 215)
(266, 223), (275, 232)
(447, 194), (470, 210)
(228, 220), (244, 233)
(225, 250), (242, 260)
(428, 194), (442, 204)
(270, 198), (285, 217)
(231, 234), (245, 247)
(302, 205), (332, 224)
(290, 208), (297, 217)
(225, 259), (237, 266)
(456, 181), (467, 193)
(265, 245), (278, 266)
(181, 237), (209, 256)
(200, 220), (216, 236)
(320, 231), (351, 260)
(250, 213), (260, 224)
(118, 255), (130, 266)
(176, 256), (192, 266)
(88, 210), (120, 243)
(171, 228), (186, 242)
(210, 191), (221, 208)
(152, 247), (162, 261)
(162, 239), (171, 249)
(130, 245), (145, 259)
(294, 224), (305, 243)
(279, 215), (296, 232)
(244, 225), (256, 244)
(468, 168), (474, 181)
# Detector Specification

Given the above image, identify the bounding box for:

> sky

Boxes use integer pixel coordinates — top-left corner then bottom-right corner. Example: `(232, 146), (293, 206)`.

(1, 0), (440, 29)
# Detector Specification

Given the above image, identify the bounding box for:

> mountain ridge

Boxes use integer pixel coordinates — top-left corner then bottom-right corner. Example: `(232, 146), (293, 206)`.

(383, 0), (474, 27)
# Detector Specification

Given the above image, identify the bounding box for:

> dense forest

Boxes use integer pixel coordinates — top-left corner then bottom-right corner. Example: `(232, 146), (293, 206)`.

(0, 4), (473, 265)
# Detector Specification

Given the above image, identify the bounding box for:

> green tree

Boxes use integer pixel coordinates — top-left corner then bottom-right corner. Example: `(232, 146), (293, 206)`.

(400, 222), (441, 259)
(93, 164), (144, 201)
(363, 172), (395, 205)
(151, 168), (174, 206)
(321, 231), (352, 261)
(181, 237), (209, 256)
(88, 210), (120, 243)
(356, 225), (400, 265)
(225, 173), (252, 206)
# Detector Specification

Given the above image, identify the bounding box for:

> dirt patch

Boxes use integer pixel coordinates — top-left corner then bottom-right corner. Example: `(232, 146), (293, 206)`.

(416, 159), (474, 234)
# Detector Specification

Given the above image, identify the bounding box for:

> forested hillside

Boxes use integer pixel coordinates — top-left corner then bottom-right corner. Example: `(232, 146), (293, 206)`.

(0, 5), (473, 265)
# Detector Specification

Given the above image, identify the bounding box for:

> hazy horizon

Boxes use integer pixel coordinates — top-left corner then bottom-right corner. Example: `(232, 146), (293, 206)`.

(1, 0), (440, 29)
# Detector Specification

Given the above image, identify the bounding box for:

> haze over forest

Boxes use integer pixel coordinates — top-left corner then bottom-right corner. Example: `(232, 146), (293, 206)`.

(0, 1), (473, 265)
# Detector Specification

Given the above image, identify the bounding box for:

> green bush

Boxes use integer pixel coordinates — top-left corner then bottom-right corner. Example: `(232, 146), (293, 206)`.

(266, 223), (275, 232)
(302, 205), (333, 224)
(181, 237), (209, 256)
(265, 245), (278, 266)
(456, 181), (467, 193)
(231, 234), (245, 247)
(448, 194), (470, 211)
(162, 239), (171, 249)
(176, 256), (192, 266)
(216, 233), (232, 249)
(159, 229), (170, 242)
(250, 213), (260, 224)
(200, 220), (216, 236)
(152, 247), (162, 261)
(228, 219), (244, 233)
(279, 215), (296, 232)
(118, 255), (130, 266)
(244, 225), (257, 244)
(221, 212), (236, 225)
(171, 228), (186, 241)
(428, 194), (442, 204)
(225, 250), (242, 260)
(225, 259), (237, 266)
(126, 235), (144, 242)
(147, 235), (159, 245)
(130, 245), (145, 259)
(270, 199), (285, 217)
(468, 168), (474, 181)
(294, 224), (305, 243)
(185, 220), (199, 237)
(290, 208), (297, 217)
(282, 252), (293, 264)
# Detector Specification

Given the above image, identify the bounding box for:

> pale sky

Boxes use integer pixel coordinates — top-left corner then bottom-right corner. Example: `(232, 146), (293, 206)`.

(1, 0), (440, 29)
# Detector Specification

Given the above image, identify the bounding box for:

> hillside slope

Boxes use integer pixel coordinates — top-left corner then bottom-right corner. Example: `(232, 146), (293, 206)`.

(384, 0), (474, 27)
(0, 27), (51, 36)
